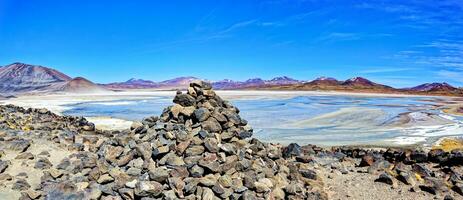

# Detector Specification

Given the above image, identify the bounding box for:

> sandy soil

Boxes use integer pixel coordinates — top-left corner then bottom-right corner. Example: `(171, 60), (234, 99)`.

(0, 138), (71, 199)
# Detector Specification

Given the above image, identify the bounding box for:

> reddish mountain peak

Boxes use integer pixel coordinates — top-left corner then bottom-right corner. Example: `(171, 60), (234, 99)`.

(410, 82), (457, 92)
(342, 77), (376, 86)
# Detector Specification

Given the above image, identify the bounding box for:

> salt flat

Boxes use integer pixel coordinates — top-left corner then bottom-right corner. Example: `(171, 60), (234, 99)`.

(1, 90), (461, 147)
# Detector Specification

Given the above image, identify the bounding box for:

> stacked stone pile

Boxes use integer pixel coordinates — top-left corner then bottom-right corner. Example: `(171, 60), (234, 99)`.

(27, 81), (327, 200)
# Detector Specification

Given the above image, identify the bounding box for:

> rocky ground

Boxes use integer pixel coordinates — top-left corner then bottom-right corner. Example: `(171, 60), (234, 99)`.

(0, 81), (462, 200)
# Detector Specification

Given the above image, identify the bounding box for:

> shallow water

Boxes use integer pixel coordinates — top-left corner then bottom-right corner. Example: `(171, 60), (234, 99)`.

(63, 94), (463, 146)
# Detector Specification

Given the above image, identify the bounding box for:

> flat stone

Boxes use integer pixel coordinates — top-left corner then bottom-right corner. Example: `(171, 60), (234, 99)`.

(134, 181), (163, 197)
(149, 167), (169, 183)
(97, 174), (114, 184)
(15, 152), (34, 160)
(194, 108), (210, 122)
(0, 160), (9, 173)
(375, 172), (398, 188)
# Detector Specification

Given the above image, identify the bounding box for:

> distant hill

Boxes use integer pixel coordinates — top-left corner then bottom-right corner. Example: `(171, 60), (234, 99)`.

(47, 77), (108, 93)
(2, 62), (462, 97)
(409, 82), (456, 92)
(0, 63), (106, 94)
(0, 62), (71, 93)
(104, 78), (158, 89)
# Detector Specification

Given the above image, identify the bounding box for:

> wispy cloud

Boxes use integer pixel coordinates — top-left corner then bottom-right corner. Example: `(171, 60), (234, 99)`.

(315, 32), (360, 43)
(314, 32), (393, 43)
(359, 67), (417, 74)
(437, 70), (463, 84)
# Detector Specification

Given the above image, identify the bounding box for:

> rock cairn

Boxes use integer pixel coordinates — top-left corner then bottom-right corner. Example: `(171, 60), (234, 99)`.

(1, 81), (463, 199)
(26, 81), (327, 199)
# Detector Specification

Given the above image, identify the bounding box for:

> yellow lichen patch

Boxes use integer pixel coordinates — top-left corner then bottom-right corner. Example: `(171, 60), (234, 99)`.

(414, 173), (423, 182)
(433, 138), (463, 152)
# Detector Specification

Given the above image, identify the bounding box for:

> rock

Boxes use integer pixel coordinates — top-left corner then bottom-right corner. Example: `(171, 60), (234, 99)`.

(194, 108), (210, 122)
(200, 174), (218, 186)
(201, 187), (215, 200)
(173, 94), (196, 107)
(254, 178), (273, 193)
(428, 149), (448, 163)
(125, 179), (138, 189)
(191, 80), (212, 90)
(204, 138), (219, 153)
(118, 188), (134, 200)
(12, 179), (30, 191)
(26, 190), (42, 199)
(375, 172), (398, 188)
(299, 169), (318, 180)
(398, 171), (416, 186)
(237, 131), (252, 139)
(419, 177), (448, 195)
(453, 182), (463, 195)
(134, 181), (163, 197)
(282, 143), (301, 158)
(49, 168), (63, 179)
(412, 163), (433, 178)
(359, 155), (375, 167)
(0, 160), (9, 173)
(448, 150), (463, 166)
(220, 143), (236, 154)
(185, 145), (205, 156)
(0, 173), (12, 181)
(189, 165), (204, 177)
(409, 151), (427, 163)
(202, 117), (222, 133)
(9, 139), (31, 152)
(34, 158), (52, 169)
(149, 167), (169, 183)
(15, 152), (34, 160)
(97, 174), (114, 184)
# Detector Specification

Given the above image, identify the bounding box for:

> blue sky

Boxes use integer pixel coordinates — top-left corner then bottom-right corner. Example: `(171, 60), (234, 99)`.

(0, 0), (462, 87)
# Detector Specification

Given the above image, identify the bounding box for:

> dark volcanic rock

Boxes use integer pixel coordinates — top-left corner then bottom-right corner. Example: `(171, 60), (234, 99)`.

(282, 143), (301, 158)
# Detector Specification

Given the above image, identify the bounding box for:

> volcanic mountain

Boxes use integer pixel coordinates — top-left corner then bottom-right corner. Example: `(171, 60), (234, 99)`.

(46, 77), (108, 93)
(0, 62), (72, 93)
(0, 63), (107, 94)
(307, 77), (340, 86)
(409, 82), (457, 92)
(104, 78), (158, 89)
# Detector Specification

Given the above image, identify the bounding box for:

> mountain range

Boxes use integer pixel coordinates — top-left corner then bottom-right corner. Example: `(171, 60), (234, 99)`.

(1, 62), (462, 96)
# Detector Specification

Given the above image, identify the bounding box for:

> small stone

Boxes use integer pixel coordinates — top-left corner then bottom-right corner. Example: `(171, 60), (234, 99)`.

(9, 139), (31, 152)
(189, 165), (204, 177)
(12, 179), (30, 191)
(202, 117), (222, 133)
(0, 173), (12, 181)
(282, 143), (301, 158)
(118, 188), (134, 200)
(0, 160), (9, 173)
(299, 169), (318, 180)
(125, 179), (138, 188)
(15, 152), (34, 160)
(26, 190), (42, 199)
(202, 187), (215, 200)
(185, 145), (205, 156)
(49, 168), (63, 179)
(359, 155), (374, 167)
(97, 174), (114, 184)
(194, 108), (211, 122)
(375, 172), (398, 188)
(34, 158), (52, 169)
(134, 181), (163, 197)
(204, 138), (219, 153)
(173, 94), (196, 107)
(200, 174), (218, 186)
(149, 167), (169, 183)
